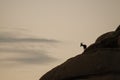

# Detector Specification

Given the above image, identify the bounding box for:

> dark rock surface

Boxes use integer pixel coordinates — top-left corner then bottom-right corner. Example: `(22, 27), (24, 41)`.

(39, 25), (120, 80)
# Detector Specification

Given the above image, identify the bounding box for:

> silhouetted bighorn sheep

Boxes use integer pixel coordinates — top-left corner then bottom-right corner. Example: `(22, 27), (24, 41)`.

(80, 43), (87, 50)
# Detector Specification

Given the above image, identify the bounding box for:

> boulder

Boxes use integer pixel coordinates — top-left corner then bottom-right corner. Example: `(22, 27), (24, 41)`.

(39, 25), (120, 80)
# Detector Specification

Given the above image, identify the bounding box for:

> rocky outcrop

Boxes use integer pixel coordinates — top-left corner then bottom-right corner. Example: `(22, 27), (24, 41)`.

(39, 25), (120, 80)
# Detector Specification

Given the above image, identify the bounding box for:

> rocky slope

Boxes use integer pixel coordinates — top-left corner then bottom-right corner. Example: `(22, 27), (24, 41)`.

(39, 25), (120, 80)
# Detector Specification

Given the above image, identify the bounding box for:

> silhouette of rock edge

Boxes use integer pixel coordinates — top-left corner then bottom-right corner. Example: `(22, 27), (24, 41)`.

(39, 25), (120, 80)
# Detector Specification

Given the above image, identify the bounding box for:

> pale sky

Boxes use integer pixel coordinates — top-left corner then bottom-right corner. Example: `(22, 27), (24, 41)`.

(0, 0), (120, 80)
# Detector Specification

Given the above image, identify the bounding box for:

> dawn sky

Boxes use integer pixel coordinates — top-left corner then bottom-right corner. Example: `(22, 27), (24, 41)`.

(0, 0), (120, 80)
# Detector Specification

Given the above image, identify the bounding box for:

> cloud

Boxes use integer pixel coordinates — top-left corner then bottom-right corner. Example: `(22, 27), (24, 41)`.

(0, 33), (59, 43)
(0, 27), (60, 43)
(0, 37), (59, 43)
(0, 44), (58, 66)
(0, 27), (60, 66)
(0, 49), (57, 65)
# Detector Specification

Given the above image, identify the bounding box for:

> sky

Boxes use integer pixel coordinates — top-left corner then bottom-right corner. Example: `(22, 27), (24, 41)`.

(0, 0), (120, 80)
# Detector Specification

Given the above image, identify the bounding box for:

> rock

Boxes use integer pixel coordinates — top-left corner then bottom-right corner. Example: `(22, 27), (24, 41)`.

(39, 25), (120, 80)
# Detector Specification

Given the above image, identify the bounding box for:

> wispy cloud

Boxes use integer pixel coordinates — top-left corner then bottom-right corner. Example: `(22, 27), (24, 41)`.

(0, 37), (59, 43)
(0, 27), (60, 66)
(0, 48), (57, 65)
(0, 33), (59, 43)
